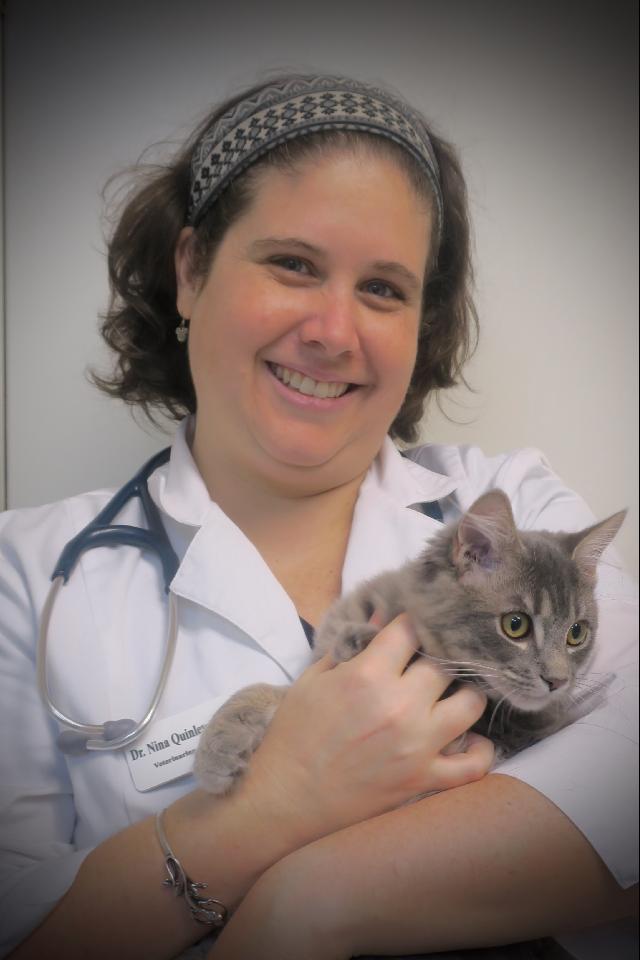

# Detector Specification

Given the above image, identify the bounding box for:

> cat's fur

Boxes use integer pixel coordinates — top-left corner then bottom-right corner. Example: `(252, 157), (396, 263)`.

(195, 490), (625, 794)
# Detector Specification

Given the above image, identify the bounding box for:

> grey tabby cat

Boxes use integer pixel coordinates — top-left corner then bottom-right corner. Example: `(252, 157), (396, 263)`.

(195, 489), (625, 794)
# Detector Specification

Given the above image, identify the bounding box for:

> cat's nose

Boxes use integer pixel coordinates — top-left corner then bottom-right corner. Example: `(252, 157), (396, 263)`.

(541, 674), (568, 692)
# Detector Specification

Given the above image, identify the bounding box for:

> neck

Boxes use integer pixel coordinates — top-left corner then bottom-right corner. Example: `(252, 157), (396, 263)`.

(191, 433), (369, 623)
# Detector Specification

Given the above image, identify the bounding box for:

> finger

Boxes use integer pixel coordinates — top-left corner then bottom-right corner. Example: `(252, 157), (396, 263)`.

(400, 654), (453, 700)
(358, 613), (419, 673)
(305, 652), (336, 674)
(431, 683), (488, 743)
(430, 732), (495, 790)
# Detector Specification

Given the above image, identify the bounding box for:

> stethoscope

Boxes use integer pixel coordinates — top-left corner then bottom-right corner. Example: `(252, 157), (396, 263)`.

(37, 446), (445, 757)
(37, 447), (180, 755)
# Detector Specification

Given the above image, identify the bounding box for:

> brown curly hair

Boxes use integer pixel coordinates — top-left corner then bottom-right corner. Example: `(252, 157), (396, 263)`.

(92, 75), (478, 443)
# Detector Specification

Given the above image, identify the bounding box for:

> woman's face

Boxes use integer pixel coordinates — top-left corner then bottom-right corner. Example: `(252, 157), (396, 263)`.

(176, 147), (432, 495)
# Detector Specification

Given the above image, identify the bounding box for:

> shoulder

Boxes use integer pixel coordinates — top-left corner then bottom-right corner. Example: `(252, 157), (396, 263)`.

(0, 487), (116, 545)
(402, 442), (595, 532)
(0, 488), (116, 597)
(403, 440), (551, 490)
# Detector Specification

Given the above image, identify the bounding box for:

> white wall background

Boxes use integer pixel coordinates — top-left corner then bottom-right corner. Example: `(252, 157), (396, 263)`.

(3, 0), (638, 576)
(1, 11), (5, 510)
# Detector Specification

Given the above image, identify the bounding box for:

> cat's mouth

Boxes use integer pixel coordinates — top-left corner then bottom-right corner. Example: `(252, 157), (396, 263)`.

(514, 691), (553, 711)
(501, 685), (563, 712)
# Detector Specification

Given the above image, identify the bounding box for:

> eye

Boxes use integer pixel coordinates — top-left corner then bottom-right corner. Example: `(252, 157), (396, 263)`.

(270, 255), (311, 275)
(566, 621), (589, 646)
(500, 612), (532, 640)
(364, 279), (405, 301)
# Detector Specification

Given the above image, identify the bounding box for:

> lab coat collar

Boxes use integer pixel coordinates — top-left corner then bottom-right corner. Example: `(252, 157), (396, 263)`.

(364, 434), (459, 511)
(152, 421), (459, 680)
(148, 418), (212, 527)
(341, 436), (458, 592)
(150, 419), (321, 679)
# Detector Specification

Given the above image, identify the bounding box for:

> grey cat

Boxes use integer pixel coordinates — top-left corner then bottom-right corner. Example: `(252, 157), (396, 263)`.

(195, 489), (625, 794)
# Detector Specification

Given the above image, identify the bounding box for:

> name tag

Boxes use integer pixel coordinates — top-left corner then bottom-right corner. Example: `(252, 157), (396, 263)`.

(124, 698), (221, 792)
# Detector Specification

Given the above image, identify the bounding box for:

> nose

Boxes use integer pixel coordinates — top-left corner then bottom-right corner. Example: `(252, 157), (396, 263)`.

(298, 287), (360, 357)
(540, 674), (568, 692)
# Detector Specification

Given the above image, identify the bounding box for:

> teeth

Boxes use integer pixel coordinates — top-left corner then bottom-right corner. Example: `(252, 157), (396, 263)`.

(270, 363), (351, 399)
(299, 376), (316, 396)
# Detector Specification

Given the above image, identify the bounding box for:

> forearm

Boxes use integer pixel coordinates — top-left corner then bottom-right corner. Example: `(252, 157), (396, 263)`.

(212, 773), (637, 960)
(7, 786), (315, 960)
(6, 620), (494, 960)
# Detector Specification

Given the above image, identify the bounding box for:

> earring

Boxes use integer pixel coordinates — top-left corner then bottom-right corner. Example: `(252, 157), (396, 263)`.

(175, 316), (189, 343)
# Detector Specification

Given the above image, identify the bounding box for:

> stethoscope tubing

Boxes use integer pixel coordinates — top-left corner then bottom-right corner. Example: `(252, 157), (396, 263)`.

(37, 577), (180, 751)
(37, 446), (444, 754)
(37, 447), (180, 753)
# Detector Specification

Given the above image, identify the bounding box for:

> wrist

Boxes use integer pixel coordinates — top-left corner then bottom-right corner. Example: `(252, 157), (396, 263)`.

(155, 808), (228, 927)
(164, 785), (313, 913)
(213, 856), (348, 960)
(240, 746), (347, 848)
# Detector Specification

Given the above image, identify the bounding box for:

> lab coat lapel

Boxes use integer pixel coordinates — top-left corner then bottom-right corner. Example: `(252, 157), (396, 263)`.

(342, 438), (458, 591)
(155, 425), (458, 680)
(150, 421), (311, 681)
(171, 504), (312, 681)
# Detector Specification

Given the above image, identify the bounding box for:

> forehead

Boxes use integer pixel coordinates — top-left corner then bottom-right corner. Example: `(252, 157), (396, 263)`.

(514, 537), (587, 617)
(228, 146), (433, 264)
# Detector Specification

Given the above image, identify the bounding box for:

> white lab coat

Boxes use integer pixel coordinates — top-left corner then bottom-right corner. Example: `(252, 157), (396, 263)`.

(0, 419), (637, 957)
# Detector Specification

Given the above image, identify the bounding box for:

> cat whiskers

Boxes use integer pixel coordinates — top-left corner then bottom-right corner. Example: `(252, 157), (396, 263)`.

(411, 650), (502, 681)
(571, 674), (617, 703)
(595, 594), (636, 604)
(569, 674), (634, 722)
(485, 692), (514, 740)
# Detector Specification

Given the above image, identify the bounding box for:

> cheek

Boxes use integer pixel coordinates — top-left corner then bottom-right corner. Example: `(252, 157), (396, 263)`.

(375, 321), (419, 391)
(189, 283), (259, 359)
(212, 277), (303, 348)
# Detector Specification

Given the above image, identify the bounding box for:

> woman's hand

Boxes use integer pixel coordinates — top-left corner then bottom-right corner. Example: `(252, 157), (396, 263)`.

(238, 613), (494, 845)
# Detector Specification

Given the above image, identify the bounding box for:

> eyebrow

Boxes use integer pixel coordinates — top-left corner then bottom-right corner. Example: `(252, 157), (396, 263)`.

(249, 236), (422, 294)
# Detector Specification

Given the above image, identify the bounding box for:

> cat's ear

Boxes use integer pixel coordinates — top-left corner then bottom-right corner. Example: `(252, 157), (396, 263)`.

(452, 489), (519, 575)
(566, 510), (626, 584)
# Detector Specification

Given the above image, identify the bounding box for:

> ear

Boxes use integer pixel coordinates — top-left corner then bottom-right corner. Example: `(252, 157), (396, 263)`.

(567, 509), (626, 584)
(452, 489), (519, 574)
(174, 227), (200, 319)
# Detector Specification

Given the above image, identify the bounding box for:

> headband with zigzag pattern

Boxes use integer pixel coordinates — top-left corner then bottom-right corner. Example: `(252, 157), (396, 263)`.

(188, 75), (443, 241)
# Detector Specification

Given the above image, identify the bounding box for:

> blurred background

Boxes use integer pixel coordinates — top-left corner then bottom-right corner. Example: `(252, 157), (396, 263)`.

(1, 0), (638, 573)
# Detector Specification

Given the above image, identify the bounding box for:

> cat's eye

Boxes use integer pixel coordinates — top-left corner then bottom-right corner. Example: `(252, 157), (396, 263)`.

(566, 621), (589, 646)
(500, 612), (532, 640)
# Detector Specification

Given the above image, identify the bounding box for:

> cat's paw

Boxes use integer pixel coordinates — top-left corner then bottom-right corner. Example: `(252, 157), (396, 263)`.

(194, 683), (286, 794)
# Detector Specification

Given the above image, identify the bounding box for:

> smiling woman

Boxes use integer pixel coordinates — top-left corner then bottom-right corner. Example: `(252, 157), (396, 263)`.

(0, 73), (636, 960)
(175, 148), (430, 494)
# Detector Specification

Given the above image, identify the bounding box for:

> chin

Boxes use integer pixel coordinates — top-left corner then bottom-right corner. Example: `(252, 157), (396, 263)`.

(262, 442), (337, 470)
(256, 428), (356, 472)
(507, 689), (554, 713)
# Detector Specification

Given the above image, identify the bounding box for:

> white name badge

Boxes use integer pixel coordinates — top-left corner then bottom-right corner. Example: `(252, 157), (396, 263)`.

(124, 698), (222, 792)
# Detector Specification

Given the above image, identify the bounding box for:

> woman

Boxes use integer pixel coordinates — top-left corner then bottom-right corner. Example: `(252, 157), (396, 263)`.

(0, 74), (636, 960)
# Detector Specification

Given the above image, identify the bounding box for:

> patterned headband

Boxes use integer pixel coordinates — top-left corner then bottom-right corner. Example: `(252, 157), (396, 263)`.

(188, 75), (444, 241)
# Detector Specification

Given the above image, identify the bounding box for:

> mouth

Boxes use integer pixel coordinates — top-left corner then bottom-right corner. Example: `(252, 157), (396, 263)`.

(503, 687), (555, 713)
(266, 361), (360, 400)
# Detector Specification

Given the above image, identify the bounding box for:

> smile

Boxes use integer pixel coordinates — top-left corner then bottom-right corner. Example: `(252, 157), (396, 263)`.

(267, 362), (355, 400)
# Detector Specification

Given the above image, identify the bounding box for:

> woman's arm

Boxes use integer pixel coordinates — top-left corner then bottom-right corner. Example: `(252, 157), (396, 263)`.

(7, 787), (299, 960)
(211, 773), (638, 960)
(6, 621), (493, 960)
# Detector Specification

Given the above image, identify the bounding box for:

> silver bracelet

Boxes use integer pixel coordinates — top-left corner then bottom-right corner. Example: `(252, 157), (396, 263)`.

(155, 809), (228, 927)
